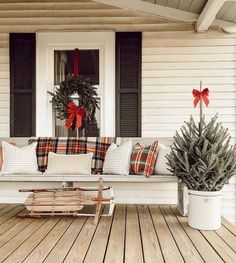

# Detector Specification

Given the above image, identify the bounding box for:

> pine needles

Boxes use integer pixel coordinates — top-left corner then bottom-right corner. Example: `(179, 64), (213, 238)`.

(166, 114), (236, 191)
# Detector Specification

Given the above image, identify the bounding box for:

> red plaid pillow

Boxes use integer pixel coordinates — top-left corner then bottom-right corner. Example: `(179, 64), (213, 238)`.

(130, 141), (159, 177)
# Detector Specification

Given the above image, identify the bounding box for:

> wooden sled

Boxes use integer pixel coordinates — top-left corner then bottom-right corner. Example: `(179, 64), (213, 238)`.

(19, 178), (115, 224)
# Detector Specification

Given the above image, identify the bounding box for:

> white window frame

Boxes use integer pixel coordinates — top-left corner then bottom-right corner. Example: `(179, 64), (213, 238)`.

(36, 32), (115, 136)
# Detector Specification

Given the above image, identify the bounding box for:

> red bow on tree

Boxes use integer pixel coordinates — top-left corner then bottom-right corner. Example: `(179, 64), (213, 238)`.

(65, 102), (86, 129)
(192, 88), (209, 107)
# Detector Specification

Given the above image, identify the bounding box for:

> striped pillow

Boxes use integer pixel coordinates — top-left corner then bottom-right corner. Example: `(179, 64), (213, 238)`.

(130, 141), (159, 177)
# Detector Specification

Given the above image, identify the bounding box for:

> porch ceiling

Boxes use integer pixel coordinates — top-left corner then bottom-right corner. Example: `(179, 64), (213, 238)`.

(95, 0), (236, 33)
(0, 0), (194, 33)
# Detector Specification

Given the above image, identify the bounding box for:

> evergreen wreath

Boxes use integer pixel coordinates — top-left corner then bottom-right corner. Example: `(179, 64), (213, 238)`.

(48, 74), (99, 129)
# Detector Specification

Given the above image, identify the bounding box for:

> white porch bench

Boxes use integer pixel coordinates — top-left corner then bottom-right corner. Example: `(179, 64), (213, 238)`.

(0, 137), (187, 215)
(0, 174), (187, 216)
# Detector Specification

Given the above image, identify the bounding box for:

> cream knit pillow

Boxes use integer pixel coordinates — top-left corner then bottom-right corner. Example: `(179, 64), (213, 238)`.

(103, 141), (132, 175)
(154, 143), (172, 175)
(45, 152), (93, 175)
(1, 141), (39, 175)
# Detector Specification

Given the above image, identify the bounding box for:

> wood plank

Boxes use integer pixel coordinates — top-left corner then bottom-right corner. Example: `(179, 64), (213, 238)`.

(149, 205), (184, 263)
(142, 46), (236, 55)
(83, 206), (113, 263)
(142, 69), (236, 78)
(125, 205), (143, 263)
(0, 218), (32, 248)
(143, 114), (236, 123)
(171, 207), (224, 263)
(0, 204), (18, 217)
(221, 217), (236, 236)
(200, 228), (236, 263)
(143, 100), (236, 109)
(4, 218), (61, 263)
(143, 107), (236, 116)
(0, 204), (8, 210)
(0, 209), (27, 235)
(143, 38), (236, 47)
(143, 30), (236, 40)
(188, 0), (206, 13)
(22, 217), (74, 263)
(160, 206), (204, 263)
(142, 54), (236, 63)
(0, 205), (25, 225)
(0, 2), (115, 11)
(216, 225), (236, 252)
(0, 23), (194, 33)
(143, 77), (236, 85)
(0, 9), (145, 18)
(64, 207), (103, 263)
(0, 0), (92, 2)
(44, 206), (92, 263)
(143, 61), (236, 70)
(0, 218), (46, 262)
(142, 92), (236, 100)
(142, 84), (236, 93)
(0, 16), (164, 25)
(178, 0), (192, 11)
(138, 205), (164, 263)
(104, 204), (126, 263)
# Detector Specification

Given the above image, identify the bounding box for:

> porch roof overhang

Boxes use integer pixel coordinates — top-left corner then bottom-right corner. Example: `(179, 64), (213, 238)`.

(94, 0), (236, 33)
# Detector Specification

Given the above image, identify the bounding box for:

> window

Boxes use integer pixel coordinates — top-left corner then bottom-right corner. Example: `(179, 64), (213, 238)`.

(36, 32), (115, 136)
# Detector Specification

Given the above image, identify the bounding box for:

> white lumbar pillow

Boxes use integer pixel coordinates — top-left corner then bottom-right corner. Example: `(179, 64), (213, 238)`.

(103, 140), (132, 175)
(1, 141), (39, 175)
(45, 152), (93, 175)
(154, 143), (172, 175)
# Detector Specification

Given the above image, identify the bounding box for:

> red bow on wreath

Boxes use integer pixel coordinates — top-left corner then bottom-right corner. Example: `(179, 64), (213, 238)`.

(192, 88), (209, 107)
(65, 102), (86, 129)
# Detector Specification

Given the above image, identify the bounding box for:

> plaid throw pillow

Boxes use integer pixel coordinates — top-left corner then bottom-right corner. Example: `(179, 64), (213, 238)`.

(28, 137), (122, 174)
(130, 141), (159, 177)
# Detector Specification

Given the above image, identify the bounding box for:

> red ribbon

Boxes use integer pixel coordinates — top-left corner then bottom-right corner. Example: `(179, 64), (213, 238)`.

(192, 88), (209, 107)
(73, 48), (79, 79)
(65, 102), (85, 129)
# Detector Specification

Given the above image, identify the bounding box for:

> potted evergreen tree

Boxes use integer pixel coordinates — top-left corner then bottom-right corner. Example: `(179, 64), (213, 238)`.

(166, 82), (236, 230)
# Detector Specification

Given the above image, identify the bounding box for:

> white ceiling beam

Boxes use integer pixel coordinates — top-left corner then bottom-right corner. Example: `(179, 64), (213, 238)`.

(94, 0), (197, 21)
(214, 19), (236, 33)
(94, 0), (236, 34)
(196, 0), (227, 32)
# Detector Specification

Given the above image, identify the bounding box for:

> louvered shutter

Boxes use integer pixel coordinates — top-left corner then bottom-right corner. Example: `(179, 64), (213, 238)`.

(10, 33), (36, 137)
(116, 32), (142, 137)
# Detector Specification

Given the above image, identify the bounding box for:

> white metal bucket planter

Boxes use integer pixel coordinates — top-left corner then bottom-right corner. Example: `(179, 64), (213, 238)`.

(188, 190), (222, 230)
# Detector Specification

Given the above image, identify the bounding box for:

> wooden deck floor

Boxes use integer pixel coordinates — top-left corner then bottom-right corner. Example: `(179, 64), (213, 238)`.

(0, 204), (235, 263)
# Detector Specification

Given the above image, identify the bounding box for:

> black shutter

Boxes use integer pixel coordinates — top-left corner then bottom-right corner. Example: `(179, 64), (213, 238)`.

(116, 32), (142, 137)
(10, 33), (36, 137)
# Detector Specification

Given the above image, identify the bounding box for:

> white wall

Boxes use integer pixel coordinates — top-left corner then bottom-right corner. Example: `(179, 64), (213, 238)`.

(142, 30), (236, 224)
(0, 33), (9, 137)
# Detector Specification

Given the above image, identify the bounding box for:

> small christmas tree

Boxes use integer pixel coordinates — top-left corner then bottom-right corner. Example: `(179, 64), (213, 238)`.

(166, 82), (236, 191)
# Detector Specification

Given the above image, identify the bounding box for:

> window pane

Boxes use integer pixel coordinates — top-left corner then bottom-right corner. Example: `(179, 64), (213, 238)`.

(54, 49), (100, 137)
(54, 50), (99, 85)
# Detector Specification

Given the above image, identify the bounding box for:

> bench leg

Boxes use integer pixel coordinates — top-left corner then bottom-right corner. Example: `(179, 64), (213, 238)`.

(62, 181), (73, 188)
(176, 180), (188, 216)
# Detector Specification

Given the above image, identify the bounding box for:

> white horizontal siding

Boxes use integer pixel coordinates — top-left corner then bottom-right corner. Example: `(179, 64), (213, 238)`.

(142, 31), (236, 224)
(0, 33), (9, 137)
